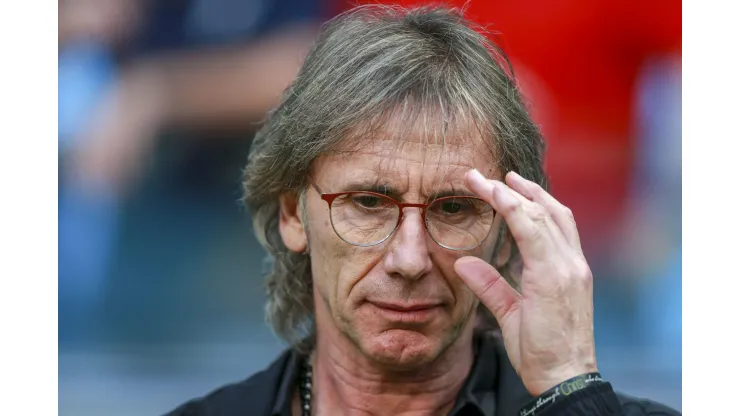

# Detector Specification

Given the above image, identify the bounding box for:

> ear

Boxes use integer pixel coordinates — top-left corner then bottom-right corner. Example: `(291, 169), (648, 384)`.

(279, 192), (308, 253)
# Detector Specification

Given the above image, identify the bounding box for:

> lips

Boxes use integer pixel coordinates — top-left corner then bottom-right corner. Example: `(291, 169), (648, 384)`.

(366, 300), (442, 323)
(368, 300), (441, 312)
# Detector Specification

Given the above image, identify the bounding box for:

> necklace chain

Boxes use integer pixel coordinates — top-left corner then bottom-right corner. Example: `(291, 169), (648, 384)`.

(299, 358), (313, 416)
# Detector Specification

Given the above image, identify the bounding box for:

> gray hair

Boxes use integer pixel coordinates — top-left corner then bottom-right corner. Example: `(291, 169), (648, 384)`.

(242, 4), (547, 351)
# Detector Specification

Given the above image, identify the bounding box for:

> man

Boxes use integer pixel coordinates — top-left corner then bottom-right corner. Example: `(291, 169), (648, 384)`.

(167, 5), (680, 415)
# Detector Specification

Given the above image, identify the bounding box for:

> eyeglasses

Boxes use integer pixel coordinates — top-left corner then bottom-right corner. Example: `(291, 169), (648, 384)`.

(308, 178), (495, 251)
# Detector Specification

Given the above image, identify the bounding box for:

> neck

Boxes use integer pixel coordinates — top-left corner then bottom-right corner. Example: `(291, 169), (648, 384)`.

(309, 310), (476, 415)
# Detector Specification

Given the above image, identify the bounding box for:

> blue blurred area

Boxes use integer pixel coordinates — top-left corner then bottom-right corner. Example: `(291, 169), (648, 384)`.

(58, 42), (119, 348)
(59, 0), (327, 411)
(58, 44), (116, 149)
(59, 134), (290, 415)
(130, 0), (325, 54)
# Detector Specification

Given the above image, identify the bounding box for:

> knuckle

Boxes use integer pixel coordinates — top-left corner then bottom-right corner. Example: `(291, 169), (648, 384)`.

(497, 191), (522, 214)
(527, 224), (548, 245)
(563, 206), (574, 219)
(478, 273), (502, 298)
(572, 259), (593, 283)
(562, 206), (576, 223)
(548, 258), (592, 289)
(528, 203), (550, 223)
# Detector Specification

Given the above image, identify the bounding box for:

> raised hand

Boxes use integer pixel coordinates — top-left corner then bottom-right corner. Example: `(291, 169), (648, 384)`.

(455, 169), (597, 396)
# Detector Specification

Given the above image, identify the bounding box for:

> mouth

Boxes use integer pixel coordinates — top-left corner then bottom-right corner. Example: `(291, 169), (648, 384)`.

(369, 301), (440, 312)
(367, 301), (443, 323)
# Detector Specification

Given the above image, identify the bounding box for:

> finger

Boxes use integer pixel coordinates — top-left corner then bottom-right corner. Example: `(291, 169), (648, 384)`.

(455, 256), (520, 325)
(505, 171), (582, 253)
(495, 179), (572, 259)
(466, 169), (548, 260)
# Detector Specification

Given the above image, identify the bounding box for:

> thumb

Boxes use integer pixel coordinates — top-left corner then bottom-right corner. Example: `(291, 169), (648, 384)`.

(454, 257), (520, 325)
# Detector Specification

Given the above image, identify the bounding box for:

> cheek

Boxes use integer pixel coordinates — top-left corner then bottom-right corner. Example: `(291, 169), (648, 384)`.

(310, 222), (382, 309)
(334, 247), (385, 304)
(308, 217), (345, 300)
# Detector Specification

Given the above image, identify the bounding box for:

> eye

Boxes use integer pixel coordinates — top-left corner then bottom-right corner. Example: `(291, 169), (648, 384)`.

(441, 200), (463, 214)
(435, 197), (477, 215)
(353, 195), (383, 208)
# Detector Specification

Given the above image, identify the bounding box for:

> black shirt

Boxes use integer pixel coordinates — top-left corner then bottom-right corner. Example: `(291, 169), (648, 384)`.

(165, 332), (680, 416)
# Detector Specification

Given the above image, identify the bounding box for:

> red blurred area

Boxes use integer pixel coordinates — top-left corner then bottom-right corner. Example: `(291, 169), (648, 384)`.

(348, 0), (681, 252)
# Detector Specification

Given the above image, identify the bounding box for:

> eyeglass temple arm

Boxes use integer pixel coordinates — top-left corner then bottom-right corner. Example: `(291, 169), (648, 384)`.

(307, 177), (324, 194)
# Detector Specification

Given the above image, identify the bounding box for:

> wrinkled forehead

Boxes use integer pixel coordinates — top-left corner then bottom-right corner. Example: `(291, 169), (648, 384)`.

(313, 106), (501, 193)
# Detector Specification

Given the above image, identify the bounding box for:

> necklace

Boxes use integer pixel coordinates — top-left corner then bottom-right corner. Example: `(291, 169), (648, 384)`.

(298, 358), (313, 416)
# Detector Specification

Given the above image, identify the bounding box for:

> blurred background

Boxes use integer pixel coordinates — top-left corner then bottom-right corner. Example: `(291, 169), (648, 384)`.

(58, 0), (681, 414)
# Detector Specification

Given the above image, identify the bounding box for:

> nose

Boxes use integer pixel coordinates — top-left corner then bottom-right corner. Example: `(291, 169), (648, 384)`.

(383, 207), (434, 280)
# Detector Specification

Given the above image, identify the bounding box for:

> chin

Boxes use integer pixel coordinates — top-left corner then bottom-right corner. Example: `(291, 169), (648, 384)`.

(355, 327), (456, 370)
(335, 304), (474, 369)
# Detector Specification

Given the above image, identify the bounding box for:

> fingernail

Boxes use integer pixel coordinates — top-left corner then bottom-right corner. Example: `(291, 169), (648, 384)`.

(468, 169), (493, 193)
(508, 171), (525, 185)
(468, 169), (492, 189)
(469, 169), (485, 182)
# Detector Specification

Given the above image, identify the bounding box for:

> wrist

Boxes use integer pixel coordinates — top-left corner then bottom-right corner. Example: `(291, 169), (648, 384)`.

(526, 362), (598, 396)
(519, 372), (606, 416)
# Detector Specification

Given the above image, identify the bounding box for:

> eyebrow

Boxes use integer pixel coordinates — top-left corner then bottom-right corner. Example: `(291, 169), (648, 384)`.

(339, 180), (477, 201)
(342, 180), (403, 199)
(431, 188), (478, 199)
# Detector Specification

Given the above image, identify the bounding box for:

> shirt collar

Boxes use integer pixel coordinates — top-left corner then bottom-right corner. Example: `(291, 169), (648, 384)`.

(271, 349), (303, 416)
(447, 331), (499, 416)
(271, 331), (504, 416)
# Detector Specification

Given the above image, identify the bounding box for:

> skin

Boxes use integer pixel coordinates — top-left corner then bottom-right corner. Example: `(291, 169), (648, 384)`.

(457, 170), (597, 395)
(279, 129), (597, 415)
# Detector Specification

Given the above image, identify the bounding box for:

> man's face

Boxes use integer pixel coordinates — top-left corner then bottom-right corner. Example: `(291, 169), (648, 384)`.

(281, 128), (502, 368)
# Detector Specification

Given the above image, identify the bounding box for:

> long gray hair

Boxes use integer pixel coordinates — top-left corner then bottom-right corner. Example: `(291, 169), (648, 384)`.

(242, 4), (547, 352)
